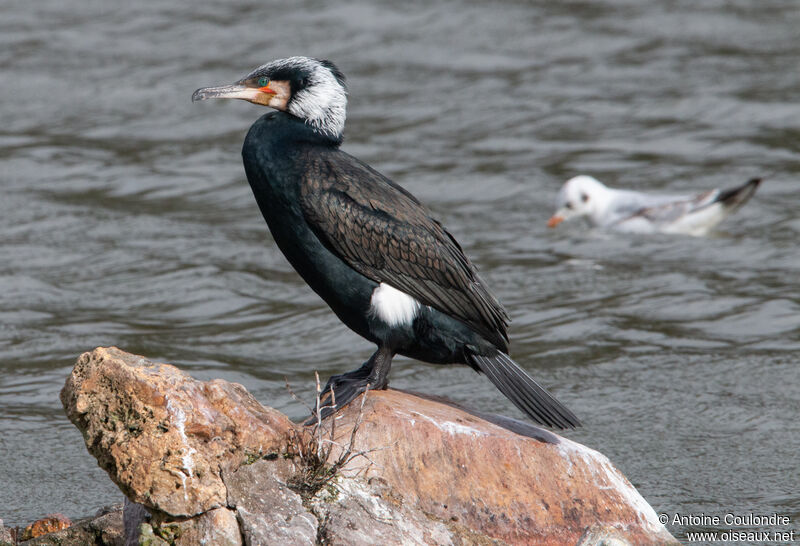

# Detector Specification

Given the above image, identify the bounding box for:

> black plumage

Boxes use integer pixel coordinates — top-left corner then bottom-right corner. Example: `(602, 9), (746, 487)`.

(193, 56), (579, 429)
(298, 149), (510, 351)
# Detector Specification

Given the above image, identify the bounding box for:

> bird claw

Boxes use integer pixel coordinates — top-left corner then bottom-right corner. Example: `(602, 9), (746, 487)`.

(304, 368), (386, 425)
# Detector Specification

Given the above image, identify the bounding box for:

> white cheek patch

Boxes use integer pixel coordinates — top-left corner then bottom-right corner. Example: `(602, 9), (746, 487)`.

(290, 84), (346, 140)
(369, 283), (421, 327)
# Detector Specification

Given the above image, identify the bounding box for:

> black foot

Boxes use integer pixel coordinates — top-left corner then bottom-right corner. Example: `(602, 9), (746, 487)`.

(305, 347), (393, 425)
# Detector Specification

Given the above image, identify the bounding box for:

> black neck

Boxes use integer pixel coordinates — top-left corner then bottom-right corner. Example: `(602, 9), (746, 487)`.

(260, 111), (343, 147)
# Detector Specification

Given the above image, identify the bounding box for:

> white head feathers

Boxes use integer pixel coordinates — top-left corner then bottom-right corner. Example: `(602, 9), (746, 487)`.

(246, 56), (348, 140)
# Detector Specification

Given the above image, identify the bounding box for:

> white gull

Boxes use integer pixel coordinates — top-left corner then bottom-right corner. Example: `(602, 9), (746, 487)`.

(548, 175), (761, 236)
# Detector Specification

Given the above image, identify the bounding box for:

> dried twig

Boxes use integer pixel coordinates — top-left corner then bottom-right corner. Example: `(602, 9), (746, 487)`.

(283, 375), (392, 499)
(284, 376), (313, 415)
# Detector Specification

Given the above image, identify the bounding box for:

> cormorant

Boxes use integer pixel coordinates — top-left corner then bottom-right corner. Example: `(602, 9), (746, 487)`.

(193, 56), (579, 429)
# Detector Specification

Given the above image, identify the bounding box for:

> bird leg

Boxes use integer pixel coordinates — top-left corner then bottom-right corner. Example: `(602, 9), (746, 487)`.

(309, 346), (394, 422)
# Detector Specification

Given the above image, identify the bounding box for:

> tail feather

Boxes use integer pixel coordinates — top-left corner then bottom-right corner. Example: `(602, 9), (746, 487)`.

(469, 351), (580, 430)
(716, 177), (761, 211)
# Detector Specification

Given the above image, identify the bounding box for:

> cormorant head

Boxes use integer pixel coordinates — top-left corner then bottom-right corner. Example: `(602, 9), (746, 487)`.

(192, 56), (347, 140)
(548, 175), (607, 227)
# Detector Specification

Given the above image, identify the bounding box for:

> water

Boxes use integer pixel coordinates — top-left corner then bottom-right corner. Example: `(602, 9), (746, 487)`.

(1, 0), (798, 541)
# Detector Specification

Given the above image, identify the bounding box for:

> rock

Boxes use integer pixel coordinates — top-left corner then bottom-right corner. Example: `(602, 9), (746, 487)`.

(311, 477), (457, 546)
(0, 519), (14, 545)
(577, 524), (634, 545)
(19, 507), (123, 546)
(61, 346), (295, 517)
(61, 347), (677, 545)
(89, 508), (125, 546)
(123, 498), (149, 546)
(316, 390), (677, 545)
(149, 507), (242, 546)
(133, 523), (169, 546)
(21, 514), (71, 541)
(225, 459), (317, 546)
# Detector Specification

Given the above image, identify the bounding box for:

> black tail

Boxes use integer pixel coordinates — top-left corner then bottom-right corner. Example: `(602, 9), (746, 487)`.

(468, 351), (581, 430)
(716, 178), (761, 211)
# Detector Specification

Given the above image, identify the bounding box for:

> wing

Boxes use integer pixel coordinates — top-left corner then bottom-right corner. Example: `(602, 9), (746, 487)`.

(623, 190), (719, 227)
(299, 149), (510, 350)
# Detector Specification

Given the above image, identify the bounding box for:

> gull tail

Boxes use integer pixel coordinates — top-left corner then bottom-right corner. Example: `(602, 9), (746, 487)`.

(716, 178), (762, 212)
(468, 350), (581, 430)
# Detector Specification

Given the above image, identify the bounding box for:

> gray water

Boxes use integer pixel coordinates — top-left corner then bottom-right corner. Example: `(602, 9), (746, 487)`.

(1, 0), (799, 542)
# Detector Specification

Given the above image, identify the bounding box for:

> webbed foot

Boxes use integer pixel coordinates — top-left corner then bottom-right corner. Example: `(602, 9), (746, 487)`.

(305, 347), (393, 425)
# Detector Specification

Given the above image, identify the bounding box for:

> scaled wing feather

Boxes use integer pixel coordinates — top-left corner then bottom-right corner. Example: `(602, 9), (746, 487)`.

(299, 150), (510, 349)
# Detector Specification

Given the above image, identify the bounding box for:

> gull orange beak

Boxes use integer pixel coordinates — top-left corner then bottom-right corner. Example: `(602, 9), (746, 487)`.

(547, 215), (565, 228)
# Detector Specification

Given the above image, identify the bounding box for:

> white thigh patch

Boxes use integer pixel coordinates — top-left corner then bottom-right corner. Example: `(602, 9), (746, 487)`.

(369, 283), (421, 327)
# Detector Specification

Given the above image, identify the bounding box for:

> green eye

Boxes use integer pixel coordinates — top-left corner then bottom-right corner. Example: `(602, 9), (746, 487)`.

(257, 77), (270, 87)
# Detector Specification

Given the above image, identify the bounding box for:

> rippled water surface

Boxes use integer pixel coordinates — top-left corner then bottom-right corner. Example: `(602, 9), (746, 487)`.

(2, 0), (799, 541)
